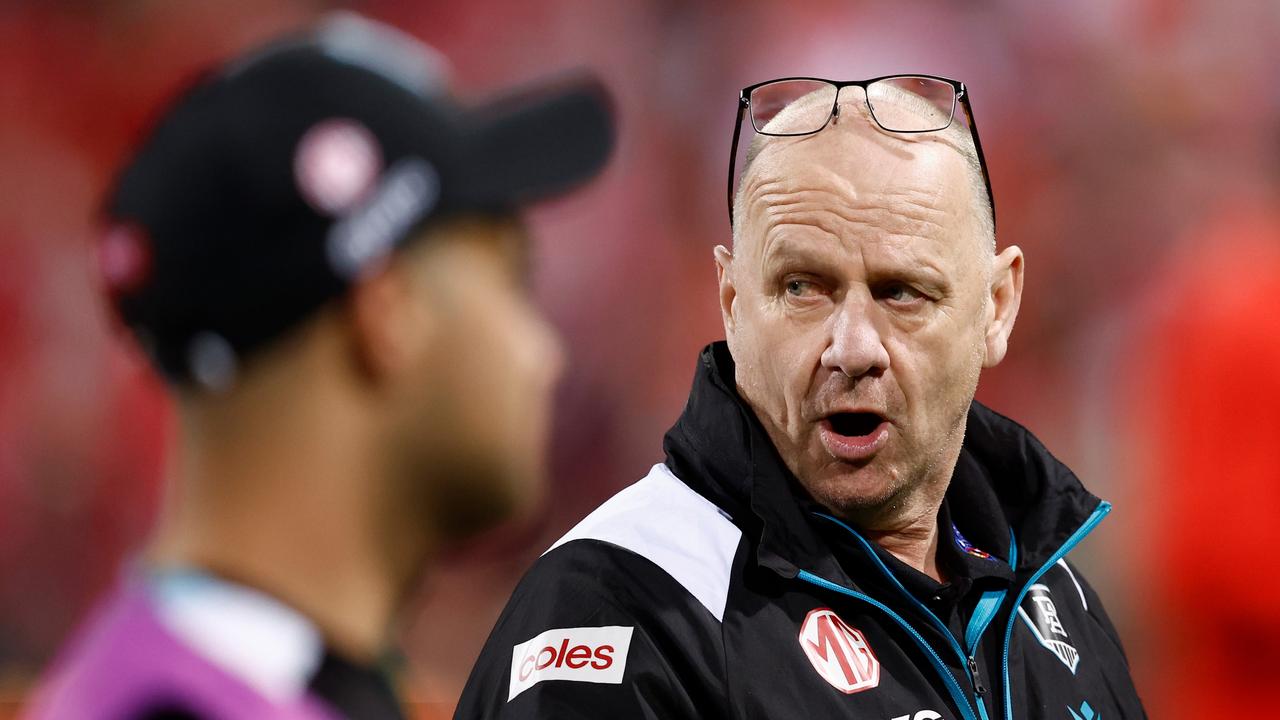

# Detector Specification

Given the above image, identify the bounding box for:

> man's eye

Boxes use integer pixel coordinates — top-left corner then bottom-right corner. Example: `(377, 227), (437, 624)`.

(786, 279), (821, 297)
(878, 282), (925, 303)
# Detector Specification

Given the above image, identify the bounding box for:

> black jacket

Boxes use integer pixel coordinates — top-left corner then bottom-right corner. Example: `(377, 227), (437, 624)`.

(456, 343), (1146, 720)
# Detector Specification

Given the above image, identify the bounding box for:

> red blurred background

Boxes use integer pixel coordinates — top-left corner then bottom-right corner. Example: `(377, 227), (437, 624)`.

(2, 0), (1278, 716)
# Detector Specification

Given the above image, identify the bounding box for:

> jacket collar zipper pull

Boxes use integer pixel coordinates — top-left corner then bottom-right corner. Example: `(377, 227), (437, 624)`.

(968, 656), (986, 695)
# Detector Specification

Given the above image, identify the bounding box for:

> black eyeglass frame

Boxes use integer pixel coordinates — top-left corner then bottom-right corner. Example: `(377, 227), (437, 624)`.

(726, 74), (995, 229)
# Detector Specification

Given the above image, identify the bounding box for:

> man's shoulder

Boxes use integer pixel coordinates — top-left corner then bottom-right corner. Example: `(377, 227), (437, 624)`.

(527, 463), (743, 622)
(456, 464), (735, 718)
(26, 584), (336, 720)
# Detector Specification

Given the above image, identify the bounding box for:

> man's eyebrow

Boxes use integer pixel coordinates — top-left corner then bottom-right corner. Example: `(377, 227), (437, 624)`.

(760, 228), (957, 287)
(759, 231), (846, 270)
(868, 259), (950, 288)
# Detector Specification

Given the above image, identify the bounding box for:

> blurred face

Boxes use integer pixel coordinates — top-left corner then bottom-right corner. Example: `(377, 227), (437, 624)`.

(719, 102), (1020, 526)
(387, 217), (564, 540)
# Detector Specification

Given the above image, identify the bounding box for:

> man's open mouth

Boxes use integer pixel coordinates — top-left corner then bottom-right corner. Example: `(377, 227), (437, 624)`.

(825, 412), (885, 438)
(818, 412), (890, 461)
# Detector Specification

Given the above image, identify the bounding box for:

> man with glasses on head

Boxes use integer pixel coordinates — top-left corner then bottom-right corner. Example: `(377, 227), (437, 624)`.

(456, 76), (1145, 720)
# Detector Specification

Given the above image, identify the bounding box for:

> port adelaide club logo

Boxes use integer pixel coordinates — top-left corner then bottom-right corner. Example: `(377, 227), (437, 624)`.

(1017, 584), (1080, 673)
(799, 608), (881, 693)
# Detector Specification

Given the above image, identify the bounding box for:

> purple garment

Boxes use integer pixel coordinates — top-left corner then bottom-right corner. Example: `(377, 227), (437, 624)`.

(23, 582), (341, 720)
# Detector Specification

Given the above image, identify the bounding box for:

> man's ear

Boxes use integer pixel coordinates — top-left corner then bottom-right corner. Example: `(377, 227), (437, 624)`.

(983, 245), (1024, 368)
(346, 258), (437, 384)
(714, 245), (737, 334)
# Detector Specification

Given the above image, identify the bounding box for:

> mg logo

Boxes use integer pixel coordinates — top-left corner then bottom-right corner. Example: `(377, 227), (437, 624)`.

(799, 608), (881, 693)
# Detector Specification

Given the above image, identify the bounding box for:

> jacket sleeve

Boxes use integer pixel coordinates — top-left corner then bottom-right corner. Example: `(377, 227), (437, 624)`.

(453, 541), (724, 720)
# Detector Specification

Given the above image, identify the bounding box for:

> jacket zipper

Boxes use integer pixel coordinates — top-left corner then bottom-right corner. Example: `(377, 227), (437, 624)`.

(968, 656), (985, 694)
(999, 500), (1111, 720)
(797, 570), (981, 720)
(811, 513), (1014, 720)
(801, 501), (1109, 720)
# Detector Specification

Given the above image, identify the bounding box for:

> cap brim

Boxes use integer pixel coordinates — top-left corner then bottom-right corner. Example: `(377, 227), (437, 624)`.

(453, 74), (615, 211)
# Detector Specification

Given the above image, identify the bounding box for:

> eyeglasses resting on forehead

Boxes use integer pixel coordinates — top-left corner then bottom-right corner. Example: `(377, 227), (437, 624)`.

(727, 75), (994, 229)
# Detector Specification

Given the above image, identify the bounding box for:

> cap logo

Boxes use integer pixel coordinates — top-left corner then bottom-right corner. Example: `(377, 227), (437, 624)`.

(99, 223), (152, 294)
(294, 118), (383, 216)
(799, 608), (881, 694)
(326, 158), (438, 279)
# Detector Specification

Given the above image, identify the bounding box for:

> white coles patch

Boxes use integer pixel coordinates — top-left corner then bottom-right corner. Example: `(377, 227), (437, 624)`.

(508, 626), (634, 701)
(799, 608), (881, 694)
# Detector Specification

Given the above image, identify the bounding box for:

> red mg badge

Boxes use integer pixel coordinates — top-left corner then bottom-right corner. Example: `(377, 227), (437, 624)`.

(799, 608), (881, 694)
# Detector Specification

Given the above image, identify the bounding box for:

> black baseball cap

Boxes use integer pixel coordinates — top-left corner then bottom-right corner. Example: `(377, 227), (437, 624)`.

(100, 12), (614, 389)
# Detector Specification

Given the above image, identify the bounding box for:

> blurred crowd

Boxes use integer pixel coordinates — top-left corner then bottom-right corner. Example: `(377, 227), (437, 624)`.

(2, 0), (1278, 716)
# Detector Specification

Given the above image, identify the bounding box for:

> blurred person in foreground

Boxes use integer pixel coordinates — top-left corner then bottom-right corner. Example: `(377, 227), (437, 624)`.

(24, 13), (613, 720)
(457, 77), (1145, 719)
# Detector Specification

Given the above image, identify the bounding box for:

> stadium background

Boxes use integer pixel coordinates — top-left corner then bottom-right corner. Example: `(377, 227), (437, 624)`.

(2, 0), (1278, 717)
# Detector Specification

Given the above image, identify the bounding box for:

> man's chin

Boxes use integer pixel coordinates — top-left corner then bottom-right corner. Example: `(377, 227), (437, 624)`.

(430, 454), (545, 541)
(800, 460), (907, 520)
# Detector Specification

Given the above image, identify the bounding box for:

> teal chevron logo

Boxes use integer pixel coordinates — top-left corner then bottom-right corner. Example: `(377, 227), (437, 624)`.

(1068, 701), (1096, 720)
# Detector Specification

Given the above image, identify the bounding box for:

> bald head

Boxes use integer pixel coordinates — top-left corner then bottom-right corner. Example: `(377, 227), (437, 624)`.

(733, 83), (994, 257)
(712, 80), (1023, 531)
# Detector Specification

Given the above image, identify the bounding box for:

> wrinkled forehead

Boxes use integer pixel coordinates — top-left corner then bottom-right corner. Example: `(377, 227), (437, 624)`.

(737, 86), (984, 263)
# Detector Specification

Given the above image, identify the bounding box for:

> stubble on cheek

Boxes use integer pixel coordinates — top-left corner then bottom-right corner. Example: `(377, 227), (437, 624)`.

(901, 331), (985, 492)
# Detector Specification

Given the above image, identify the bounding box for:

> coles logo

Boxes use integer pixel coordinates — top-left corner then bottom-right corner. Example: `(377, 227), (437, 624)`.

(799, 608), (881, 694)
(508, 626), (633, 701)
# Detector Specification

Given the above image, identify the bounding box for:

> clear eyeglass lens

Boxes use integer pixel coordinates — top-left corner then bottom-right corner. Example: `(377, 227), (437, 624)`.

(866, 77), (956, 132)
(749, 80), (838, 136)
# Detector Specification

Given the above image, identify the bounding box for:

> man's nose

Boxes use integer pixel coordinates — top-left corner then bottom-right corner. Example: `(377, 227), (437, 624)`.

(820, 293), (890, 379)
